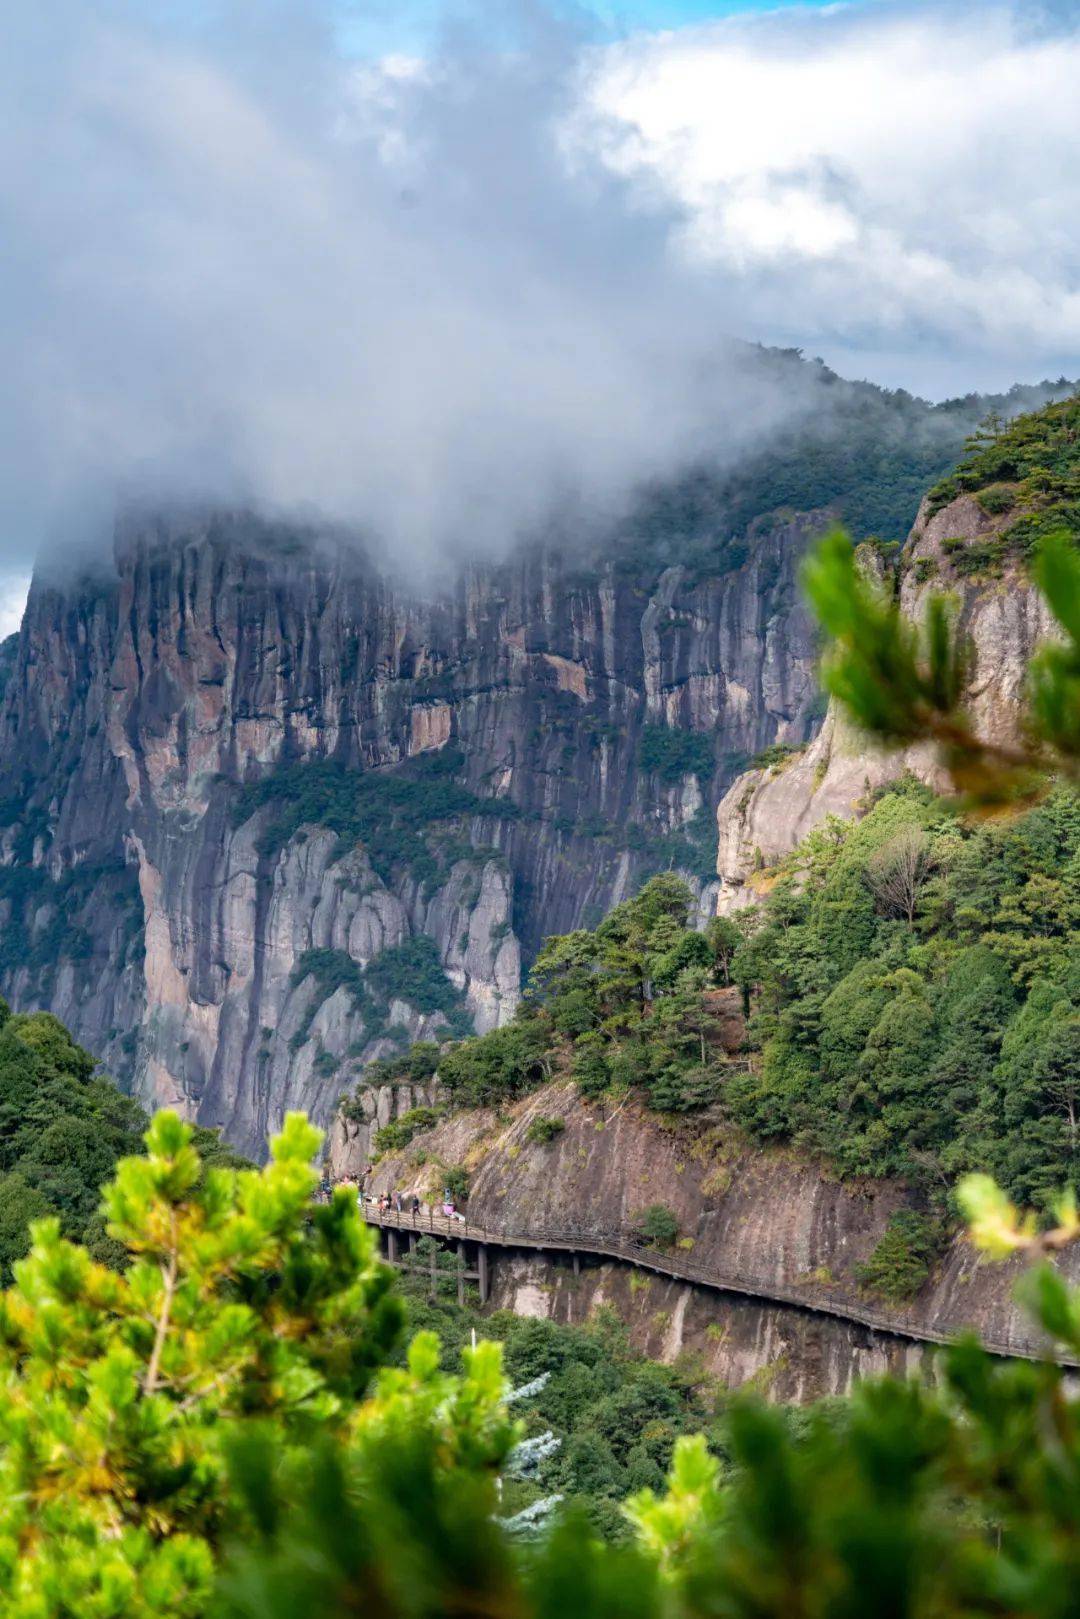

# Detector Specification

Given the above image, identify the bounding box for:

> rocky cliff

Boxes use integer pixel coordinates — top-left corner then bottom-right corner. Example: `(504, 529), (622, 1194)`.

(358, 1079), (1074, 1398)
(713, 492), (1057, 909)
(0, 508), (821, 1156)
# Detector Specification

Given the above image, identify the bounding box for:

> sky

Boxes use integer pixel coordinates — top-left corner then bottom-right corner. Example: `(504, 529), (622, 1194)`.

(2, 0), (1080, 632)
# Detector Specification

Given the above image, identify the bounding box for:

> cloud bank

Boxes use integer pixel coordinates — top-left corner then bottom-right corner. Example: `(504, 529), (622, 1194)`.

(591, 1), (1080, 392)
(2, 0), (1079, 594)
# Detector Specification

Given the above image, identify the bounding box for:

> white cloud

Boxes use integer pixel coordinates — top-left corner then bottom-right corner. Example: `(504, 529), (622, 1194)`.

(1, 0), (1079, 610)
(0, 2), (797, 585)
(0, 575), (31, 640)
(586, 3), (1080, 382)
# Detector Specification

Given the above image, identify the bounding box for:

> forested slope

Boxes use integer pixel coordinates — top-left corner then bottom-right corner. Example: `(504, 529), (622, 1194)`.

(348, 774), (1079, 1222)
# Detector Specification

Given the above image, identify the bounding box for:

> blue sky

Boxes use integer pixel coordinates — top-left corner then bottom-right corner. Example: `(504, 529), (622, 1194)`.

(341, 0), (840, 57)
(593, 0), (833, 25)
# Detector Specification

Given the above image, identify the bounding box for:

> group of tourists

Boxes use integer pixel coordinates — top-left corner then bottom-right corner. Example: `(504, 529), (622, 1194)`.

(370, 1190), (422, 1216)
(316, 1174), (464, 1222)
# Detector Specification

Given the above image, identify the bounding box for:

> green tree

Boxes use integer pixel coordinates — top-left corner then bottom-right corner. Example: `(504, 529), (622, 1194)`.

(0, 1110), (515, 1616)
(0, 1006), (148, 1270)
(634, 1205), (680, 1249)
(855, 1211), (944, 1301)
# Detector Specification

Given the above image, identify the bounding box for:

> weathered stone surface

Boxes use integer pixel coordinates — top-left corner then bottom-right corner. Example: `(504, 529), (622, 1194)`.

(0, 507), (822, 1156)
(367, 1079), (1075, 1370)
(328, 1079), (441, 1180)
(714, 495), (1057, 909)
(486, 1253), (929, 1402)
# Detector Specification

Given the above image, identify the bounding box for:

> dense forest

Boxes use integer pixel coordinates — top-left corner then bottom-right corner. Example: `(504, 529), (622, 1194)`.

(0, 1001), (245, 1280)
(357, 778), (1079, 1221)
(611, 354), (1076, 576)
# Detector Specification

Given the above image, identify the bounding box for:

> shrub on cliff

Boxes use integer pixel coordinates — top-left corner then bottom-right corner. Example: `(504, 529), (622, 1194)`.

(373, 1106), (444, 1156)
(525, 1114), (565, 1145)
(855, 1211), (945, 1301)
(635, 1204), (680, 1249)
(638, 726), (714, 784)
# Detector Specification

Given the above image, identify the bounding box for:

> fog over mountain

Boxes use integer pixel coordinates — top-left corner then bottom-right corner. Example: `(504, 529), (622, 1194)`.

(0, 1), (782, 589)
(2, 0), (1080, 609)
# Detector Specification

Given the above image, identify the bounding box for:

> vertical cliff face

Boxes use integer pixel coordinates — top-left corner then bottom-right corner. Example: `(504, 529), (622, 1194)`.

(713, 492), (1058, 910)
(0, 509), (820, 1156)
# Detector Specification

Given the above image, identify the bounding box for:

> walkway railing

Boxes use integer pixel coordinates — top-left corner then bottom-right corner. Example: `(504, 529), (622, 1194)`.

(359, 1204), (1077, 1369)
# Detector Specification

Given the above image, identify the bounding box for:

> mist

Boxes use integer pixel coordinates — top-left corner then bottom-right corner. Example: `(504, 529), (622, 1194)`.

(0, 0), (802, 588)
(4, 0), (1080, 601)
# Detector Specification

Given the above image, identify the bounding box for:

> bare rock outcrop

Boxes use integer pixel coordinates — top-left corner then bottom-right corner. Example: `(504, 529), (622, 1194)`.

(367, 1080), (1076, 1374)
(328, 1079), (442, 1180)
(488, 1254), (928, 1402)
(714, 494), (1056, 910)
(0, 508), (823, 1156)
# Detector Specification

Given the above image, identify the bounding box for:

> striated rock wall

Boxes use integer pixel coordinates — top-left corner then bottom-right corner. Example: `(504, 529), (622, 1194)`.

(328, 1079), (442, 1181)
(713, 494), (1058, 909)
(366, 1078), (1076, 1381)
(487, 1253), (929, 1402)
(0, 508), (821, 1156)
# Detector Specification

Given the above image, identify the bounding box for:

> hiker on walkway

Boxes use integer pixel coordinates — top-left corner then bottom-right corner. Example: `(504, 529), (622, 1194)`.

(411, 1194), (420, 1215)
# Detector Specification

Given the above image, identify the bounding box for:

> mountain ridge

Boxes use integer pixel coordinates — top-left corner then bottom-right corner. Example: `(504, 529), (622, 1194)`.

(0, 365), (1074, 1158)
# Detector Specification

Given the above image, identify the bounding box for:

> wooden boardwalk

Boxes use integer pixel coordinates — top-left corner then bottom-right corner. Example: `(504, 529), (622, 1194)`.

(360, 1204), (1076, 1368)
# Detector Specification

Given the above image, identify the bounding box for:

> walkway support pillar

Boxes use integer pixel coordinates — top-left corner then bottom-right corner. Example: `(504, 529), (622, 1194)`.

(477, 1243), (489, 1305)
(457, 1246), (465, 1307)
(387, 1229), (398, 1265)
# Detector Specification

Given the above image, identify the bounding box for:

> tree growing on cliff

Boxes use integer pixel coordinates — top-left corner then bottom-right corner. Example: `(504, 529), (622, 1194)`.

(634, 1204), (680, 1249)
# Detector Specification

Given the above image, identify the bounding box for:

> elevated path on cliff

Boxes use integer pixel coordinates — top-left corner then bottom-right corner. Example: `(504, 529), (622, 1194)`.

(360, 1205), (1076, 1369)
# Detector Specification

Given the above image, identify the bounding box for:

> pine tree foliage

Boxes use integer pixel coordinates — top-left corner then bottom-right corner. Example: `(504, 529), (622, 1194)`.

(7, 1085), (1080, 1614)
(0, 1110), (511, 1615)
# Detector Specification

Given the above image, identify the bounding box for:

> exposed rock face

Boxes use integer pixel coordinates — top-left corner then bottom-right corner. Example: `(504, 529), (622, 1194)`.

(0, 509), (821, 1156)
(487, 1254), (928, 1402)
(328, 1079), (441, 1181)
(714, 495), (1057, 909)
(367, 1080), (1076, 1391)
